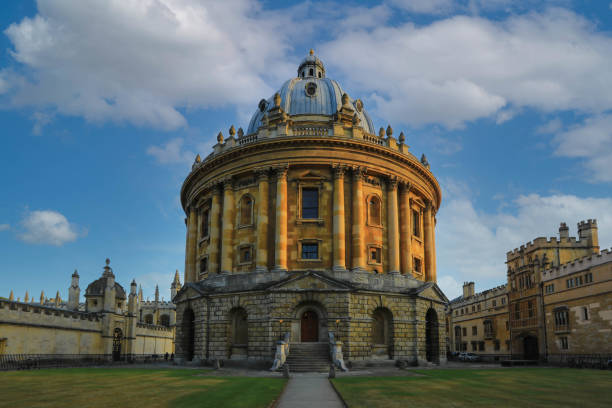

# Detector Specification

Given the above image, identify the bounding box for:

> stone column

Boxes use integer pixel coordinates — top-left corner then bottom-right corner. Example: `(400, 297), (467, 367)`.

(221, 178), (235, 274)
(332, 164), (346, 272)
(209, 185), (222, 274)
(351, 167), (366, 271)
(273, 165), (288, 272)
(399, 182), (412, 275)
(184, 206), (197, 283)
(255, 169), (269, 272)
(387, 177), (400, 274)
(424, 200), (434, 282)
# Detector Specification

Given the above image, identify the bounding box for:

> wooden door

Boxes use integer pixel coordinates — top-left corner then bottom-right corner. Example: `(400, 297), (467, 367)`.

(301, 311), (319, 342)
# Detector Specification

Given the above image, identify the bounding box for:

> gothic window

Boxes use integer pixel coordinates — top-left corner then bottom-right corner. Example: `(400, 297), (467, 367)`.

(301, 243), (319, 260)
(554, 308), (569, 332)
(160, 315), (170, 327)
(144, 314), (153, 324)
(368, 195), (382, 226)
(527, 301), (534, 318)
(201, 209), (210, 238)
(239, 195), (254, 226)
(301, 188), (319, 219)
(412, 209), (420, 237)
(514, 303), (520, 320)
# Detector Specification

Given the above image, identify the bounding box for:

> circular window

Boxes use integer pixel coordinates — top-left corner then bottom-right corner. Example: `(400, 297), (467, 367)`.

(305, 82), (317, 97)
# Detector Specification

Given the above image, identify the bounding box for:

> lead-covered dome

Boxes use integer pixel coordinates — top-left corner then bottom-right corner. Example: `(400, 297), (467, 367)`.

(247, 51), (375, 135)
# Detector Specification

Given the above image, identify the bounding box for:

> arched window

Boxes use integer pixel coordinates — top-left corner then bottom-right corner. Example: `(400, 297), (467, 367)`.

(144, 314), (153, 324)
(160, 314), (170, 327)
(309, 68), (314, 76)
(240, 195), (253, 226)
(425, 308), (439, 363)
(182, 308), (195, 361)
(368, 195), (381, 226)
(371, 308), (393, 359)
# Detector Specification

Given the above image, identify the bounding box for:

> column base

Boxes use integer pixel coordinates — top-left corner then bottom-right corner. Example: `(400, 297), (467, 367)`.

(351, 266), (367, 273)
(388, 270), (401, 275)
(255, 266), (268, 273)
(271, 266), (288, 273)
(333, 265), (347, 273)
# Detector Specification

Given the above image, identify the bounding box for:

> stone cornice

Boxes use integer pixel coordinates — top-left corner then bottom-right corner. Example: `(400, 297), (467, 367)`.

(181, 136), (442, 212)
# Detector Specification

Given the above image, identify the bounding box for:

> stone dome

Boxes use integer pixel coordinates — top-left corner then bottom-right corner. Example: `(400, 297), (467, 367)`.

(85, 277), (127, 299)
(246, 51), (375, 135)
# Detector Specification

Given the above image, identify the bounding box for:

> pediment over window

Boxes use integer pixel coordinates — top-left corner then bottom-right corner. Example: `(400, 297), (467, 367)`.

(295, 170), (326, 180)
(172, 283), (205, 303)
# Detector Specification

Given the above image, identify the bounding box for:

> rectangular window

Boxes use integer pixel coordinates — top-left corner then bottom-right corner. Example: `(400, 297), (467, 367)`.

(301, 243), (319, 259)
(566, 279), (574, 288)
(493, 300), (497, 307)
(585, 272), (593, 283)
(472, 306), (475, 313)
(477, 304), (481, 311)
(240, 247), (252, 263)
(545, 284), (555, 294)
(528, 301), (534, 318)
(200, 257), (208, 274)
(501, 297), (506, 305)
(462, 342), (467, 351)
(370, 247), (382, 264)
(514, 303), (520, 320)
(201, 209), (210, 237)
(471, 341), (477, 351)
(472, 326), (477, 336)
(494, 340), (500, 351)
(583, 307), (589, 321)
(462, 327), (467, 337)
(560, 336), (569, 350)
(302, 188), (319, 219)
(413, 257), (422, 273)
(479, 341), (485, 351)
(412, 209), (420, 237)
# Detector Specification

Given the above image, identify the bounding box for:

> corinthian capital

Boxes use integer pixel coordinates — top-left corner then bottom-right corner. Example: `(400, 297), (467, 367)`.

(332, 163), (347, 179)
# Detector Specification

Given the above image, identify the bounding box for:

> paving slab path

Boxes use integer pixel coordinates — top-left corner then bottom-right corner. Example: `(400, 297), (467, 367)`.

(276, 373), (344, 408)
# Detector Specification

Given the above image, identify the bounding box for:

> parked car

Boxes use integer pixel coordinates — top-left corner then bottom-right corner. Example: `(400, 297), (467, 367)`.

(458, 352), (480, 362)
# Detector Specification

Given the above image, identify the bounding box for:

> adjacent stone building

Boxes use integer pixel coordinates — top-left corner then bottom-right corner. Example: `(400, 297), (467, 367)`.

(173, 51), (447, 367)
(0, 259), (177, 358)
(447, 282), (510, 361)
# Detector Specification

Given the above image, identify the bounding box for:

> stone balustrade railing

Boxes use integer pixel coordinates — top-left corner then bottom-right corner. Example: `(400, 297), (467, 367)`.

(270, 332), (291, 371)
(329, 332), (348, 371)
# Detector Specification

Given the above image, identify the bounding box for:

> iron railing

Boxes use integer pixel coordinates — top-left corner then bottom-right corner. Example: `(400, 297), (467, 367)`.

(0, 353), (173, 371)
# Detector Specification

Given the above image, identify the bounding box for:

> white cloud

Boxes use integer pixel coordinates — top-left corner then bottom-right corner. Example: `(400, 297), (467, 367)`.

(553, 114), (612, 182)
(436, 185), (612, 292)
(0, 224), (10, 231)
(18, 210), (83, 246)
(536, 117), (562, 134)
(146, 137), (193, 165)
(438, 275), (463, 299)
(321, 9), (612, 129)
(2, 0), (302, 130)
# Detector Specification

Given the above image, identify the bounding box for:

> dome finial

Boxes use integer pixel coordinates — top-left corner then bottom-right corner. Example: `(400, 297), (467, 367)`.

(217, 131), (224, 143)
(309, 49), (314, 56)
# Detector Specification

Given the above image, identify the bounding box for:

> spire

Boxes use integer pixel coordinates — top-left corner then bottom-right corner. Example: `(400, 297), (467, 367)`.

(172, 270), (181, 287)
(9, 290), (14, 301)
(40, 290), (45, 304)
(155, 285), (159, 303)
(24, 290), (29, 303)
(55, 290), (61, 306)
(138, 285), (143, 303)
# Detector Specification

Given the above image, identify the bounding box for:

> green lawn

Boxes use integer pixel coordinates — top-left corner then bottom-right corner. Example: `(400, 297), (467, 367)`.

(0, 368), (286, 408)
(332, 368), (612, 408)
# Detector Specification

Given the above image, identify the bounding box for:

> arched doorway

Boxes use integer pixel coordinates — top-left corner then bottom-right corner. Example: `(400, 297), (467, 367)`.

(182, 308), (195, 361)
(523, 336), (539, 360)
(112, 328), (123, 361)
(425, 308), (439, 363)
(301, 311), (319, 342)
(371, 308), (393, 359)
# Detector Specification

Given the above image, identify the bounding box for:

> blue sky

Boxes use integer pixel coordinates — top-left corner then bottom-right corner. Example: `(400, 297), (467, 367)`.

(1, 0), (612, 301)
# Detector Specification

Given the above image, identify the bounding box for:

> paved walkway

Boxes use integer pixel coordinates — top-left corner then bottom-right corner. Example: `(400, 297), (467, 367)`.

(276, 373), (344, 408)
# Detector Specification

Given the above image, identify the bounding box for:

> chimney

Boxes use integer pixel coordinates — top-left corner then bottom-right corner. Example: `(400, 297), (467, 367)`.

(577, 219), (599, 253)
(559, 222), (569, 239)
(462, 282), (475, 298)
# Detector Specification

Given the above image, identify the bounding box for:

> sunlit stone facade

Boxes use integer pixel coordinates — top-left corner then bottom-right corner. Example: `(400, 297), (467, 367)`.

(174, 51), (447, 367)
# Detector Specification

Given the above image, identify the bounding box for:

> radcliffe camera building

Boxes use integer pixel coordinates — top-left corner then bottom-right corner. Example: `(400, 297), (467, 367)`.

(173, 51), (447, 368)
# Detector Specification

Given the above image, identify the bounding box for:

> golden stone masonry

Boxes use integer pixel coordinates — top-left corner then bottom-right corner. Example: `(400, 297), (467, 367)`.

(173, 51), (447, 369)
